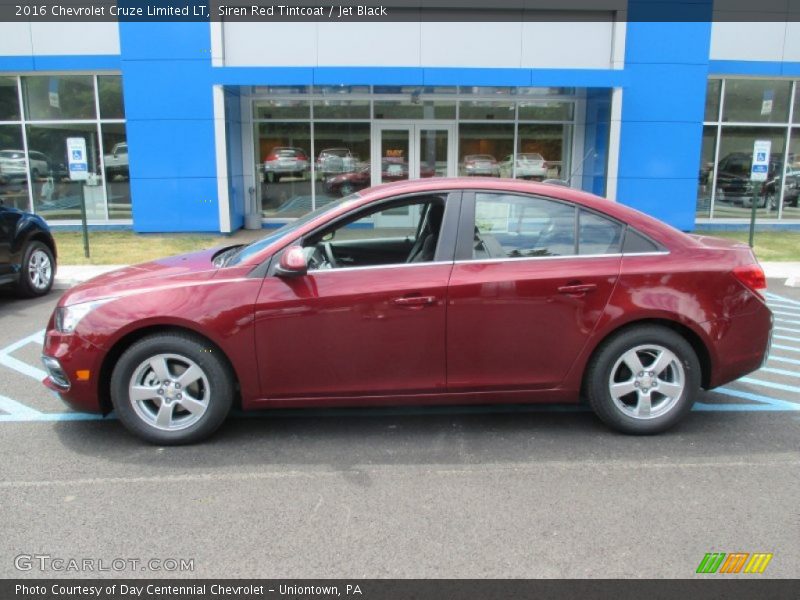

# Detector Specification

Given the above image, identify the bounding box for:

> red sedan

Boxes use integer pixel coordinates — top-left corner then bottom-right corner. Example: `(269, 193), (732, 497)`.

(42, 179), (772, 444)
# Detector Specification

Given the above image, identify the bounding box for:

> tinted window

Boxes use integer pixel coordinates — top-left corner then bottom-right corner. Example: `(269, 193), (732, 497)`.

(622, 229), (660, 254)
(473, 193), (576, 259)
(578, 210), (623, 255)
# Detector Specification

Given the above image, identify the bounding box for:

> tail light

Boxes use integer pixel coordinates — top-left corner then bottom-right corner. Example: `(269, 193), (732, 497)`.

(733, 264), (767, 297)
(266, 153), (278, 161)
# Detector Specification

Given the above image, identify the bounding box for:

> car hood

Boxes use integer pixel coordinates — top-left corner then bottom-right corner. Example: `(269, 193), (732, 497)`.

(62, 247), (223, 305)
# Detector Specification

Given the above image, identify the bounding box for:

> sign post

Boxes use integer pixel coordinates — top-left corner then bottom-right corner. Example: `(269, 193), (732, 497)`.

(749, 140), (771, 248)
(66, 137), (90, 258)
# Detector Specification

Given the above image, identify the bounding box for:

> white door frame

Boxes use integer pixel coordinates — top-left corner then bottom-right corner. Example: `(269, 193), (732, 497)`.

(371, 121), (457, 185)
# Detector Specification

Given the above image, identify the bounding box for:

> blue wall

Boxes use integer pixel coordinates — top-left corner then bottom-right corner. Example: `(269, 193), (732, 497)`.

(118, 22), (221, 232)
(615, 1), (714, 231)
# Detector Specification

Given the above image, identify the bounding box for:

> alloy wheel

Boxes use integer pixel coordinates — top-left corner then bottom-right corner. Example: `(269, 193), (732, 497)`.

(608, 344), (685, 420)
(128, 353), (210, 431)
(28, 249), (52, 290)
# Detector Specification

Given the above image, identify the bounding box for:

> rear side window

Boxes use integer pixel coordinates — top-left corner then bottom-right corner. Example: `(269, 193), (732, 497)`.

(578, 209), (623, 255)
(622, 228), (661, 254)
(473, 193), (576, 259)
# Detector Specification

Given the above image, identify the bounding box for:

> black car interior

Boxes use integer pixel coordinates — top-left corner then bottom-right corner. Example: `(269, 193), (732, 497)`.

(303, 195), (446, 270)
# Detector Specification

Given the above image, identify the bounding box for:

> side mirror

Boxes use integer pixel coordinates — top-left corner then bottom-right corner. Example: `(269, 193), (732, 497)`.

(275, 245), (308, 277)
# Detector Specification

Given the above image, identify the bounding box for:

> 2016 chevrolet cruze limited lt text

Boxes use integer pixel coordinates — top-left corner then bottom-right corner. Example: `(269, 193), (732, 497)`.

(41, 179), (773, 444)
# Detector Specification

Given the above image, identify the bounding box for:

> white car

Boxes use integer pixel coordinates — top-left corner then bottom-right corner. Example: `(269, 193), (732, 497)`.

(500, 153), (548, 179)
(0, 149), (50, 183)
(103, 142), (129, 179)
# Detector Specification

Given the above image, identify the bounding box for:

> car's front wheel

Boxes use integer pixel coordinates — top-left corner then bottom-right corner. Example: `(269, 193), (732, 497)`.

(585, 326), (700, 434)
(17, 241), (55, 297)
(110, 333), (234, 444)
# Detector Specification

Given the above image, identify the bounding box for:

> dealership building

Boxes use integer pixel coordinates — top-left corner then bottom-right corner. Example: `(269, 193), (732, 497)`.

(2, 3), (800, 233)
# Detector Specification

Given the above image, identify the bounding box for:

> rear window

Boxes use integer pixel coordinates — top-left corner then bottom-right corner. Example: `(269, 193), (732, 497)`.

(578, 210), (623, 255)
(622, 229), (661, 254)
(0, 150), (23, 159)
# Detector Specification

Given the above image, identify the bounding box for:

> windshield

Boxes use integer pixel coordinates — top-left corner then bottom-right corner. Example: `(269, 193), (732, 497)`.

(227, 195), (359, 266)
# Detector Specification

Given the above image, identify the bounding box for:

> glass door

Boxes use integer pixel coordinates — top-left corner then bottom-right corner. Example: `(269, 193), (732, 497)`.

(372, 122), (455, 186)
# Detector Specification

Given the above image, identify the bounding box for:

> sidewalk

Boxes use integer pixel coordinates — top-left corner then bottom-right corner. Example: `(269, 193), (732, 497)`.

(54, 262), (800, 290)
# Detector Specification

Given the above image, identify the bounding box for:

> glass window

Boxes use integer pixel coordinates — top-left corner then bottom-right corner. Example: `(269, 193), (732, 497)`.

(696, 126), (717, 218)
(26, 123), (103, 220)
(101, 123), (130, 219)
(459, 123), (513, 177)
(518, 87), (575, 97)
(512, 123), (572, 181)
(256, 122), (312, 218)
(0, 125), (30, 211)
(254, 99), (310, 120)
(518, 102), (574, 122)
(313, 100), (370, 120)
(22, 75), (96, 121)
(314, 122), (370, 202)
(705, 79), (721, 122)
(373, 100), (455, 120)
(0, 76), (20, 121)
(722, 79), (791, 124)
(98, 75), (124, 120)
(794, 85), (800, 124)
(713, 126), (786, 219)
(623, 229), (660, 254)
(578, 210), (623, 255)
(459, 101), (515, 121)
(473, 193), (576, 259)
(303, 195), (446, 267)
(780, 128), (800, 219)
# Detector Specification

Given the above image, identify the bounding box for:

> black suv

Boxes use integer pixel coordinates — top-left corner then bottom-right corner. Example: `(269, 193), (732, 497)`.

(0, 203), (57, 297)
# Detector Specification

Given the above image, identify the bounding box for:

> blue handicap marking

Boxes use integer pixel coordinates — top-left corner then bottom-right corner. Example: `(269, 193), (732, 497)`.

(71, 149), (82, 160)
(756, 152), (767, 161)
(69, 163), (87, 172)
(752, 164), (768, 173)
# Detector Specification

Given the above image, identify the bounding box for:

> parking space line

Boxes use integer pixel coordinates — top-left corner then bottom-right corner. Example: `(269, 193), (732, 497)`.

(701, 388), (800, 411)
(769, 355), (800, 366)
(765, 292), (800, 306)
(771, 344), (800, 354)
(774, 334), (800, 343)
(0, 394), (43, 418)
(772, 310), (800, 319)
(761, 367), (800, 378)
(776, 326), (800, 334)
(0, 329), (47, 381)
(739, 376), (800, 395)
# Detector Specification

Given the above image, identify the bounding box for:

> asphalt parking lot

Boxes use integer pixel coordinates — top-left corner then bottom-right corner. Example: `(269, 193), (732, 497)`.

(0, 283), (798, 579)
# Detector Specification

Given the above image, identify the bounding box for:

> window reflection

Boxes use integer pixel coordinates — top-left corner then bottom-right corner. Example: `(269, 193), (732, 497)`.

(0, 125), (29, 211)
(256, 122), (312, 218)
(22, 75), (96, 121)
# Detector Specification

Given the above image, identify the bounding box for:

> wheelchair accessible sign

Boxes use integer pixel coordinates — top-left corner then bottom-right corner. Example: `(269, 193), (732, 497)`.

(751, 140), (771, 182)
(66, 137), (88, 181)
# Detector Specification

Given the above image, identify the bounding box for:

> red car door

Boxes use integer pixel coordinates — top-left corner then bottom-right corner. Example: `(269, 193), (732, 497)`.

(446, 191), (622, 392)
(253, 194), (459, 402)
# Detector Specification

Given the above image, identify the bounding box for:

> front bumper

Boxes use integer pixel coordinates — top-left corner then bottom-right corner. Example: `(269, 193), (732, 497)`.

(41, 329), (105, 413)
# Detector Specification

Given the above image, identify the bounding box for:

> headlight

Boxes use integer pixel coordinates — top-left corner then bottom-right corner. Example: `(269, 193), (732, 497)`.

(55, 298), (116, 333)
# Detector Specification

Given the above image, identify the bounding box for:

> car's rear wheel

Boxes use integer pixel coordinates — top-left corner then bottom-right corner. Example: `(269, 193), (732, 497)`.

(585, 326), (700, 434)
(110, 333), (234, 444)
(17, 241), (54, 297)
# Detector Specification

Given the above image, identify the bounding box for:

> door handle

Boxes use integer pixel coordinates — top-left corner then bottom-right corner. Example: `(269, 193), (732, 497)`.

(392, 295), (437, 307)
(557, 283), (597, 295)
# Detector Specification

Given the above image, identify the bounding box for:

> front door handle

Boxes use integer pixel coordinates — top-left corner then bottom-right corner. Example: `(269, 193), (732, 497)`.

(557, 283), (597, 295)
(392, 295), (437, 307)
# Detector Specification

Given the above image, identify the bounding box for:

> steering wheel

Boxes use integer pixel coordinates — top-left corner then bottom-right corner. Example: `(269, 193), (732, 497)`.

(323, 242), (338, 269)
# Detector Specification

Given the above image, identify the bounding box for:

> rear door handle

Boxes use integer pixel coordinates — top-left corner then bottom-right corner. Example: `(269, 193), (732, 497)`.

(393, 295), (437, 307)
(557, 283), (597, 295)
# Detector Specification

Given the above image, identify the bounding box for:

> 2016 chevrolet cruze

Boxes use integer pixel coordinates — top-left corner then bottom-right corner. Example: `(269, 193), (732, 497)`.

(42, 179), (773, 444)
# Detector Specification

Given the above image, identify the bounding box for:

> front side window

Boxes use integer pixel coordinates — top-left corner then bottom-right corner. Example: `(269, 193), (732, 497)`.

(303, 195), (447, 270)
(473, 193), (576, 259)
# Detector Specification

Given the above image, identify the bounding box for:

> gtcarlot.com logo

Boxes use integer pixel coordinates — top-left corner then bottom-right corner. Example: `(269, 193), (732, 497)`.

(696, 552), (773, 574)
(14, 553), (194, 573)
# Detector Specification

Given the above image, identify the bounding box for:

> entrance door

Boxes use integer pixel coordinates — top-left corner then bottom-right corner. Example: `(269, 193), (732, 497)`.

(372, 122), (455, 227)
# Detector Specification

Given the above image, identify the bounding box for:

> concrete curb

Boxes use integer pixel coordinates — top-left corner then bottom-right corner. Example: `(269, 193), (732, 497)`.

(53, 265), (126, 290)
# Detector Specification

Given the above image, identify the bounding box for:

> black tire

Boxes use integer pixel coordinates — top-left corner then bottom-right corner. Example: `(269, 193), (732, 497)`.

(16, 240), (55, 297)
(110, 333), (234, 445)
(585, 325), (701, 435)
(340, 183), (354, 197)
